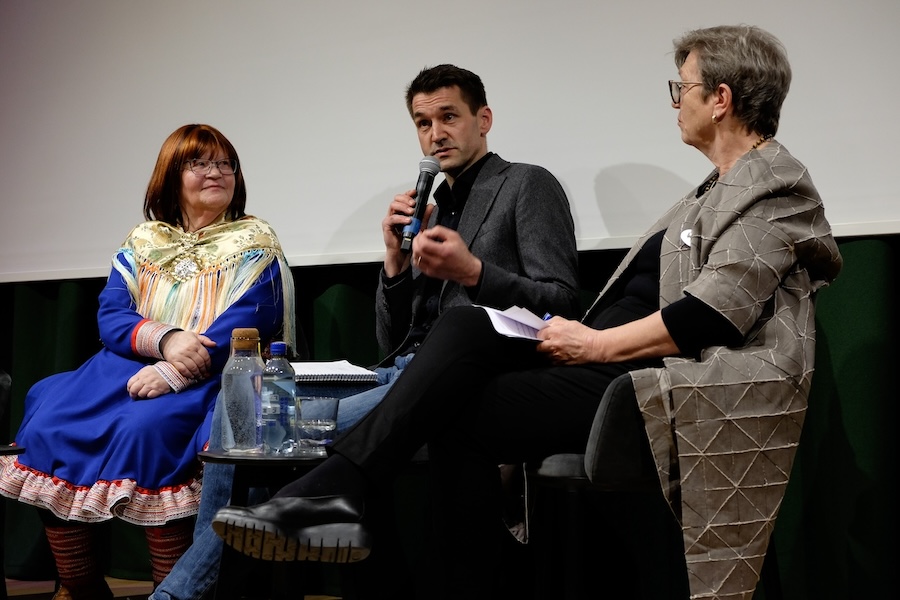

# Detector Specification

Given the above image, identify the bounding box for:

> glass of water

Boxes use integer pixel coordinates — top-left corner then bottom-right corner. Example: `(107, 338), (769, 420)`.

(294, 396), (339, 456)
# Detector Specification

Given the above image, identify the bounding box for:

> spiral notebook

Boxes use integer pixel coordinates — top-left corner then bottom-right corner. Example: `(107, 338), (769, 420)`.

(290, 360), (378, 382)
(290, 360), (379, 399)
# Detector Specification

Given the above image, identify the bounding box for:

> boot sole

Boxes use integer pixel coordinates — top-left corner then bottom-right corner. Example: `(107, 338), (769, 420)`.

(212, 518), (371, 563)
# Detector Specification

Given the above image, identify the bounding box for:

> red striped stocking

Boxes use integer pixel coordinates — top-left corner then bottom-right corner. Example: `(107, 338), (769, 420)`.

(43, 523), (112, 599)
(144, 519), (194, 587)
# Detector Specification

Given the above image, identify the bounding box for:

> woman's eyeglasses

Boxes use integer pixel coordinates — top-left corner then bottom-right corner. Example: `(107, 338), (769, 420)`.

(184, 159), (238, 175)
(668, 80), (704, 104)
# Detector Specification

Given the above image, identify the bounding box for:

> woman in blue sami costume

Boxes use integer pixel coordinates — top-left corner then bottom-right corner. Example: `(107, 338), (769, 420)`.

(0, 124), (295, 599)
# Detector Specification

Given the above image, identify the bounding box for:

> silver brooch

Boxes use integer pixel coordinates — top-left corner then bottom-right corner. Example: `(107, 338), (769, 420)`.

(173, 257), (200, 281)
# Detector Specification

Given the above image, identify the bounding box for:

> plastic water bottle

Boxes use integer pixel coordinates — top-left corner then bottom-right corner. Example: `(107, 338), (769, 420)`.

(219, 327), (265, 454)
(261, 341), (297, 454)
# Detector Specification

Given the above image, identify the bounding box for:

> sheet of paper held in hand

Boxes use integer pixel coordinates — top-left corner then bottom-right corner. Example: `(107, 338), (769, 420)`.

(475, 305), (548, 341)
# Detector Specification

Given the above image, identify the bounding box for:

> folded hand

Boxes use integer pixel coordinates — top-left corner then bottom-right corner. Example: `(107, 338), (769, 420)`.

(127, 365), (172, 399)
(160, 330), (216, 380)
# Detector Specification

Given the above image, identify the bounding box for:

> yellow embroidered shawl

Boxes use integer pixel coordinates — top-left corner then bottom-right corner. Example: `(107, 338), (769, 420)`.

(113, 216), (296, 349)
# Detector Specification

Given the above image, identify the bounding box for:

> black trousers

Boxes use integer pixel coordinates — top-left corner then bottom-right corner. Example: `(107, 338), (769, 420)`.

(332, 305), (657, 599)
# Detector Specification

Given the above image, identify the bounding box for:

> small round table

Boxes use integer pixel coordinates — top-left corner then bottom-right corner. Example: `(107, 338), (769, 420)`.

(198, 449), (333, 600)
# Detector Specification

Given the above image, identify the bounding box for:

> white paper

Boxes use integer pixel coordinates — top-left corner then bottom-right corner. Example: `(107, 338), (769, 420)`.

(475, 305), (548, 341)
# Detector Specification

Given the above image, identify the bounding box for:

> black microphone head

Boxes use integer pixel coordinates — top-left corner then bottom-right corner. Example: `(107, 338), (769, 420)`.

(400, 156), (441, 254)
(419, 156), (441, 176)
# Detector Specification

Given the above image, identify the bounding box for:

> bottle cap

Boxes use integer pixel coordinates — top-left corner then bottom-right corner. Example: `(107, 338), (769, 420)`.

(270, 341), (287, 356)
(231, 327), (260, 339)
(231, 327), (260, 351)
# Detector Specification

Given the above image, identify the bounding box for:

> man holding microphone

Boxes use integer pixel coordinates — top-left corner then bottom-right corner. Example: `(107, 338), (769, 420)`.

(338, 63), (581, 428)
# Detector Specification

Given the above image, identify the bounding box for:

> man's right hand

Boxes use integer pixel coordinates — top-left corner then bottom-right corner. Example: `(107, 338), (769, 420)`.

(382, 189), (435, 277)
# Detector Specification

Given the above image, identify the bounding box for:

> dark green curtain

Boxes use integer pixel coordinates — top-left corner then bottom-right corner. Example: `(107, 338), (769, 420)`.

(2, 238), (898, 595)
(764, 237), (898, 599)
(312, 283), (381, 367)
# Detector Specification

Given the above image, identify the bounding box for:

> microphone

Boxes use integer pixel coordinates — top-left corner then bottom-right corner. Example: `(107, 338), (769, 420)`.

(400, 156), (441, 253)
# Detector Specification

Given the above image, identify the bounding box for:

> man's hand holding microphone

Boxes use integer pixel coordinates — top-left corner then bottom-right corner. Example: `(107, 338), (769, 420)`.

(382, 156), (482, 286)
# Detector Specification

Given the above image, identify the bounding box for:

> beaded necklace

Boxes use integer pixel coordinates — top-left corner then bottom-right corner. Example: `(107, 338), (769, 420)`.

(750, 133), (773, 151)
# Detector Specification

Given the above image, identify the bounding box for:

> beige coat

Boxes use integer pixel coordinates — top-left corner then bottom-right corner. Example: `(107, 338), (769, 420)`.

(586, 141), (843, 599)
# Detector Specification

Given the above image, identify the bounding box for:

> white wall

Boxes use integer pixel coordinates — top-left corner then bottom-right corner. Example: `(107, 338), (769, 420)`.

(1, 0), (897, 282)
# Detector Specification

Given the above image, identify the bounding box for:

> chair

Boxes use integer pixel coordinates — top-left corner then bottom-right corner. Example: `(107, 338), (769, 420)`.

(526, 372), (659, 491)
(1, 369), (22, 600)
(526, 373), (680, 599)
(526, 372), (782, 600)
(0, 370), (12, 443)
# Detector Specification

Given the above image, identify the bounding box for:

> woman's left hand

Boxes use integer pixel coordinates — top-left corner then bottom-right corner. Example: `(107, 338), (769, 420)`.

(160, 330), (216, 380)
(536, 317), (601, 365)
(127, 365), (172, 399)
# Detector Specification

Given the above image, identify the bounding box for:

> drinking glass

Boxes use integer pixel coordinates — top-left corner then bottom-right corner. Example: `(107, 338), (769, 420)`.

(294, 396), (339, 456)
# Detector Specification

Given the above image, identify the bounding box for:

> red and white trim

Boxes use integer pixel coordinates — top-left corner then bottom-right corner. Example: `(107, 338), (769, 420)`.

(132, 319), (180, 359)
(0, 455), (202, 526)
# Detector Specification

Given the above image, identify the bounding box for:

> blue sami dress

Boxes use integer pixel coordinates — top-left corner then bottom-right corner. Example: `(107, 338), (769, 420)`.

(0, 216), (295, 526)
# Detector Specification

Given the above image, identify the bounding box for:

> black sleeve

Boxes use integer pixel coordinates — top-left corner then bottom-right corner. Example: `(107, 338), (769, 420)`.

(379, 268), (415, 352)
(661, 294), (744, 357)
(464, 263), (485, 300)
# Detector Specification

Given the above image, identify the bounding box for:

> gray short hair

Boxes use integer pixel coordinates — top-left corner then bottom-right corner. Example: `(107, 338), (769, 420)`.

(674, 25), (791, 137)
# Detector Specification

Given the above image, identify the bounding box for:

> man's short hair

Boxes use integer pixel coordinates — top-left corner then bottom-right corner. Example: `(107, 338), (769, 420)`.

(405, 64), (488, 117)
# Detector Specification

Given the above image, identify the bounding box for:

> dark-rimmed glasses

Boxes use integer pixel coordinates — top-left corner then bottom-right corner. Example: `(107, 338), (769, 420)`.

(184, 158), (238, 175)
(668, 80), (704, 104)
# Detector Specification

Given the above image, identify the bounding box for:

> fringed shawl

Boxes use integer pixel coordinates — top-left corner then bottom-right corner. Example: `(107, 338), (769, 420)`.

(114, 216), (296, 349)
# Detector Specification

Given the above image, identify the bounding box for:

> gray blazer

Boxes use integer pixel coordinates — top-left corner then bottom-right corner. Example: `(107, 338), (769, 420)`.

(376, 153), (580, 357)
